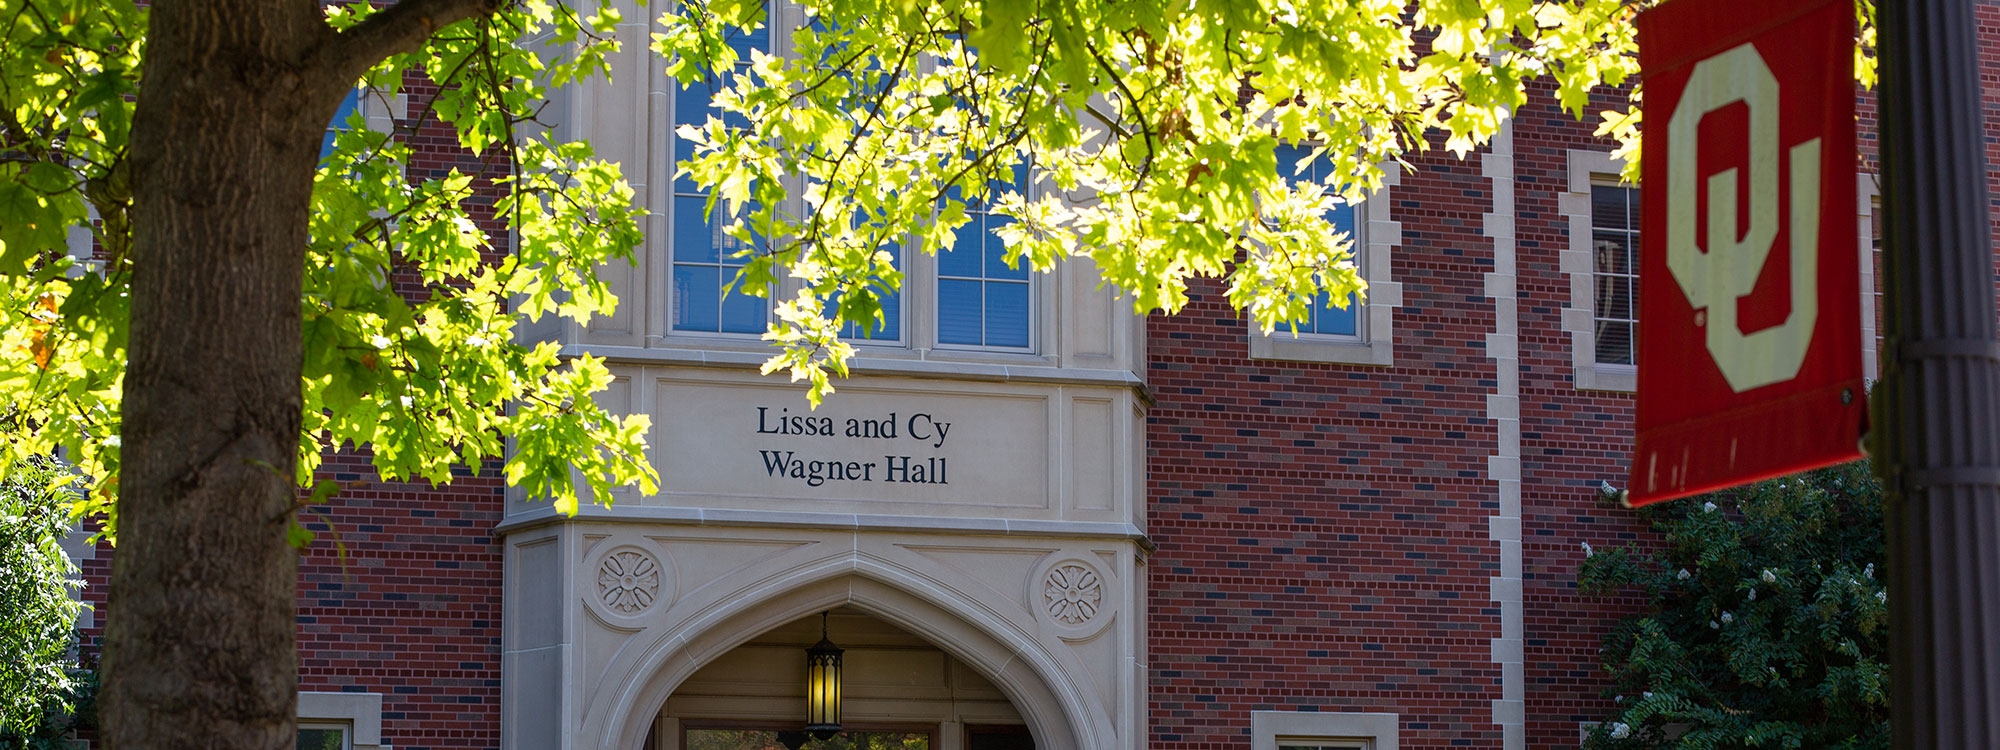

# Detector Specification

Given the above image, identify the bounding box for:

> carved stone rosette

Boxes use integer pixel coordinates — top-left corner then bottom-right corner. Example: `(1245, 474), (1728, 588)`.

(1030, 554), (1115, 638)
(1042, 562), (1103, 626)
(597, 549), (662, 614)
(583, 539), (674, 627)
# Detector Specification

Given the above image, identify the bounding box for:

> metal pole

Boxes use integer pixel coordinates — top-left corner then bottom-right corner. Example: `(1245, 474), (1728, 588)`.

(1873, 0), (2000, 746)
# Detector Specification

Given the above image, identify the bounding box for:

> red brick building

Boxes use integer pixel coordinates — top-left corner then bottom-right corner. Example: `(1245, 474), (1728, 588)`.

(65, 5), (1995, 750)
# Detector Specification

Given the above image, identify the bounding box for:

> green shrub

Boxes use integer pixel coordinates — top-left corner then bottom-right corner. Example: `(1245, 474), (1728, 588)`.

(1579, 461), (1889, 749)
(0, 456), (86, 743)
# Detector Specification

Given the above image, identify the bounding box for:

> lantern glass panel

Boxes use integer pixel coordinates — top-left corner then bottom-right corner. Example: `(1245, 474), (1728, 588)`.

(805, 641), (843, 732)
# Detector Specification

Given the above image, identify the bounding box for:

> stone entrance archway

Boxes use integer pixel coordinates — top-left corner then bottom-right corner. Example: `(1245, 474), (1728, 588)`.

(589, 571), (1097, 750)
(653, 605), (1034, 749)
(505, 525), (1138, 750)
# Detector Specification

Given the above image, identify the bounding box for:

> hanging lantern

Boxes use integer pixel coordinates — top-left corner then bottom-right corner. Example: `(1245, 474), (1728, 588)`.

(804, 611), (844, 741)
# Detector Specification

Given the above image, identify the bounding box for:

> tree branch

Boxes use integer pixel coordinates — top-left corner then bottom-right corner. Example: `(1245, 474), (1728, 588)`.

(320, 0), (507, 82)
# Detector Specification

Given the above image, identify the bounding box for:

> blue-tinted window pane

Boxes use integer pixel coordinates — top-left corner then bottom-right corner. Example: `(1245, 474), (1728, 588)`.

(673, 77), (753, 193)
(875, 285), (901, 339)
(719, 277), (765, 333)
(726, 17), (770, 58)
(674, 82), (715, 194)
(1275, 142), (1332, 184)
(674, 197), (719, 263)
(674, 265), (720, 331)
(673, 79), (712, 129)
(667, 10), (771, 338)
(838, 287), (901, 340)
(1329, 200), (1356, 236)
(985, 281), (1030, 347)
(985, 217), (1028, 281)
(1275, 145), (1365, 339)
(937, 164), (1034, 349)
(1312, 290), (1359, 336)
(942, 222), (983, 278)
(938, 279), (983, 345)
(718, 207), (758, 262)
(835, 243), (902, 341)
(1314, 202), (1361, 337)
(321, 89), (361, 161)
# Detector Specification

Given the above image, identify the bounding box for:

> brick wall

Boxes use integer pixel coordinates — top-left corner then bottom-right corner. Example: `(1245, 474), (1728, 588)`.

(290, 74), (515, 750)
(293, 452), (506, 750)
(1509, 78), (1653, 746)
(1146, 134), (1513, 748)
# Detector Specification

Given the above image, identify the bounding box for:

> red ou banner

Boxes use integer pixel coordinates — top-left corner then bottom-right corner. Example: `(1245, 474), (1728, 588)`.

(1629, 0), (1865, 506)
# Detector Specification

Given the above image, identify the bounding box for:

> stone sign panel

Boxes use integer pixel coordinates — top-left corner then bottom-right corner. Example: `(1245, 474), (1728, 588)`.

(652, 377), (1054, 513)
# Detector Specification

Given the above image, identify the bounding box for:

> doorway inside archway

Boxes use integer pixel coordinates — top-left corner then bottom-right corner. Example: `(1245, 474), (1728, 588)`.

(648, 607), (1038, 750)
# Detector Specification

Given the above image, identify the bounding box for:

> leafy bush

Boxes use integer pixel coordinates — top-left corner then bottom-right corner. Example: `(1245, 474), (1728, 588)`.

(0, 663), (94, 750)
(1579, 461), (1889, 749)
(0, 456), (86, 740)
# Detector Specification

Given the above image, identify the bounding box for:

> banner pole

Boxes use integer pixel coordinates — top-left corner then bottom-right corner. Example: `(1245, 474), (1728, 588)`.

(1872, 0), (2000, 746)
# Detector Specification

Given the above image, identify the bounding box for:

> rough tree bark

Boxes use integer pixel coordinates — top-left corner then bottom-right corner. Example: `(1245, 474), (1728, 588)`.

(104, 1), (499, 747)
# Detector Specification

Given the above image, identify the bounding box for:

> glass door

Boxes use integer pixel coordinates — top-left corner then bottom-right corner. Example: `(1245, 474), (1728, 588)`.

(683, 722), (934, 750)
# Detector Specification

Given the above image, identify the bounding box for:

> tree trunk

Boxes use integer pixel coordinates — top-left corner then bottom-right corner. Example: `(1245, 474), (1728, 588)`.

(104, 2), (351, 747)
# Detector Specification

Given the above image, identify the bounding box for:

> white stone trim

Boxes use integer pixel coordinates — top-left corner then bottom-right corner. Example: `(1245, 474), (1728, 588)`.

(1577, 721), (1598, 745)
(1857, 174), (1879, 380)
(1248, 168), (1403, 366)
(359, 87), (407, 137)
(56, 529), (93, 629)
(1483, 123), (1525, 750)
(298, 691), (389, 750)
(1251, 711), (1399, 750)
(63, 206), (94, 269)
(1561, 149), (1636, 392)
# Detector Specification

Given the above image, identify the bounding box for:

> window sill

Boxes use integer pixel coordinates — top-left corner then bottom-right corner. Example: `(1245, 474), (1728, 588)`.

(298, 692), (386, 750)
(1577, 363), (1636, 393)
(564, 343), (1146, 393)
(1248, 332), (1392, 367)
(1250, 710), (1398, 750)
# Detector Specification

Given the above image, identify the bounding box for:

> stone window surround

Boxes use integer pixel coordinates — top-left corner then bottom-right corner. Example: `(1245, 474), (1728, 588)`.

(1560, 150), (1880, 390)
(1560, 149), (1637, 392)
(1857, 177), (1879, 380)
(298, 691), (389, 750)
(1247, 167), (1403, 366)
(1251, 710), (1399, 750)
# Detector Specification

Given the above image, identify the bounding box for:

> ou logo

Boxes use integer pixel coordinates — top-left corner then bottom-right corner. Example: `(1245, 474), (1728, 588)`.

(1666, 43), (1822, 393)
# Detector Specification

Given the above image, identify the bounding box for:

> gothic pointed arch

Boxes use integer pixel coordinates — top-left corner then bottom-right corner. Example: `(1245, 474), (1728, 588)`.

(580, 554), (1115, 750)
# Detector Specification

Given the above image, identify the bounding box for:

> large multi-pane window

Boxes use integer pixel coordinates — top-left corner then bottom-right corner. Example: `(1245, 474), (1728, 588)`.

(1590, 184), (1640, 366)
(667, 12), (1035, 349)
(1273, 142), (1362, 338)
(937, 168), (1032, 349)
(671, 21), (771, 335)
